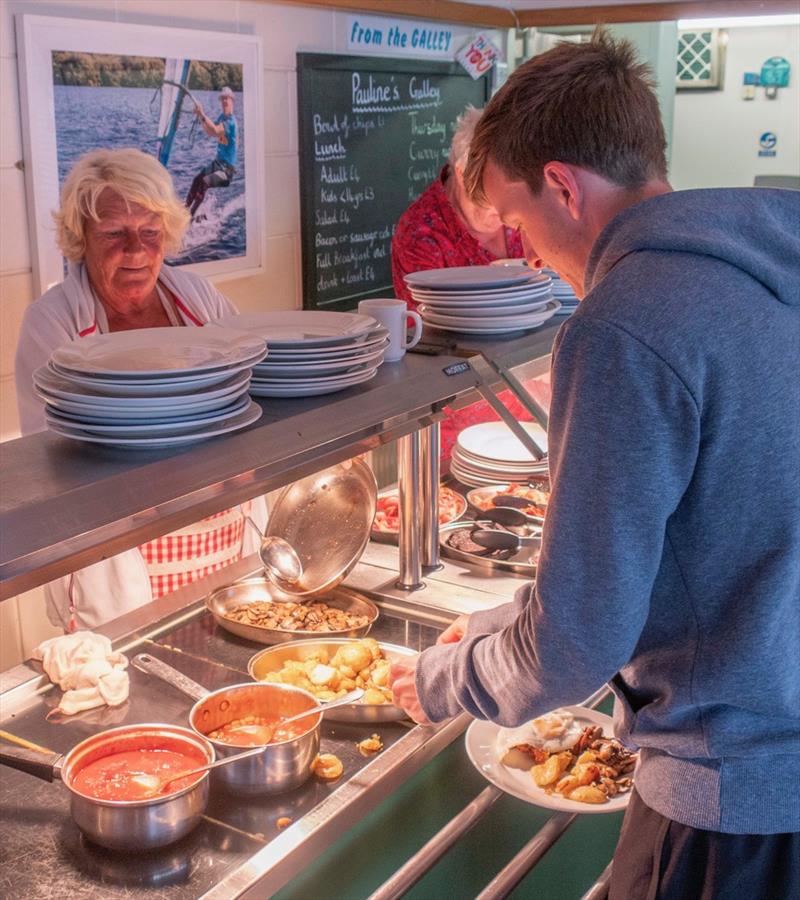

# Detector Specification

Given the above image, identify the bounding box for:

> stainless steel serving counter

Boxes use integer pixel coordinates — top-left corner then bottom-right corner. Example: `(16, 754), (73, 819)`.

(0, 585), (464, 899)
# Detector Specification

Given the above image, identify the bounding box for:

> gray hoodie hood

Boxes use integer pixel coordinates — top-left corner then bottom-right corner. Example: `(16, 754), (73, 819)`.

(585, 188), (800, 307)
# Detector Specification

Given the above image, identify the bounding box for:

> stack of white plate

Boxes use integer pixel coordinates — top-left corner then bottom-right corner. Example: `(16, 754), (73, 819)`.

(450, 421), (549, 486)
(404, 266), (560, 335)
(543, 269), (579, 311)
(214, 311), (390, 398)
(490, 259), (578, 314)
(35, 327), (266, 449)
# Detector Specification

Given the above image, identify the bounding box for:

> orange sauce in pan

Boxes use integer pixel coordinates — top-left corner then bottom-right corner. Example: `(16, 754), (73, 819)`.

(71, 748), (206, 801)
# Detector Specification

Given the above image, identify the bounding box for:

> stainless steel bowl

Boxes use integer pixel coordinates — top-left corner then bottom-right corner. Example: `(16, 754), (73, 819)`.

(189, 682), (320, 796)
(439, 520), (539, 578)
(205, 578), (378, 645)
(371, 485), (468, 545)
(62, 724), (213, 851)
(248, 638), (416, 723)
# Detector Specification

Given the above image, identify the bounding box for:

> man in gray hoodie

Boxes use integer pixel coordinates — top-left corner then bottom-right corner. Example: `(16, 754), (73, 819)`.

(389, 31), (799, 898)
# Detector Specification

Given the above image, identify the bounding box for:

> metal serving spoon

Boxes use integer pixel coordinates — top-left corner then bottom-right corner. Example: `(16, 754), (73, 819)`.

(135, 689), (365, 797)
(243, 514), (304, 588)
(133, 744), (266, 798)
(478, 507), (530, 529)
(223, 688), (365, 745)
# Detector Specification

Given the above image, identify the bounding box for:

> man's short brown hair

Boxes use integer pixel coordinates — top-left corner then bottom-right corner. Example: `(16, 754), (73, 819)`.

(465, 30), (668, 203)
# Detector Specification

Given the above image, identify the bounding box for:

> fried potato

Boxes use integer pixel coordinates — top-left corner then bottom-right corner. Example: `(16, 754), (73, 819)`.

(531, 751), (572, 787)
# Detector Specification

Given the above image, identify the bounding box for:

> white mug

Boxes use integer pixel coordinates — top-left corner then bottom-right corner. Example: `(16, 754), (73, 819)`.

(358, 298), (423, 362)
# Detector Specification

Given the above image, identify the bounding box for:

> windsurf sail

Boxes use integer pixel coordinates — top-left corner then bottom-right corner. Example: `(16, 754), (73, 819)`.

(157, 59), (192, 167)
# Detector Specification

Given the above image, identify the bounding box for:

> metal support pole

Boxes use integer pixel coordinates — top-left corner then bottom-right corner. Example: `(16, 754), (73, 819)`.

(420, 422), (441, 571)
(397, 431), (423, 590)
(475, 812), (577, 900)
(367, 786), (503, 900)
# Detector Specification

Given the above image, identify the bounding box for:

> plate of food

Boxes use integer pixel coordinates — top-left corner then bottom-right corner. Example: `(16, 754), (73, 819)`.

(466, 480), (551, 523)
(372, 485), (467, 543)
(247, 638), (415, 723)
(206, 579), (378, 645)
(465, 706), (637, 813)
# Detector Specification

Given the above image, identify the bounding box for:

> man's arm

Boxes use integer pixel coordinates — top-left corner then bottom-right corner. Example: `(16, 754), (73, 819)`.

(413, 316), (700, 725)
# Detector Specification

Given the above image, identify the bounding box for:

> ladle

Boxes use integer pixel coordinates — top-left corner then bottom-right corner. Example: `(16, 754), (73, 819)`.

(470, 528), (540, 554)
(134, 744), (266, 798)
(222, 687), (365, 745)
(243, 514), (304, 589)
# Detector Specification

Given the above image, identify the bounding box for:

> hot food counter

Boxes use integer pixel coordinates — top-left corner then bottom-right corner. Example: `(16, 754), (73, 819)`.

(0, 318), (622, 897)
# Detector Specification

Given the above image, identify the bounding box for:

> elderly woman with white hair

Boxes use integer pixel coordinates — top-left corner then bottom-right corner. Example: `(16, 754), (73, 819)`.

(391, 107), (544, 460)
(15, 147), (266, 630)
(391, 105), (525, 306)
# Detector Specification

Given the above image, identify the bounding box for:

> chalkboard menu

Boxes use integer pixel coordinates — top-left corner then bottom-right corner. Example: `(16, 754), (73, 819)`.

(297, 53), (491, 311)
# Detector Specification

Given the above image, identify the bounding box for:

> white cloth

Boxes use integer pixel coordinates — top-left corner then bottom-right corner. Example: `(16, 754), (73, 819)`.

(33, 631), (130, 715)
(15, 262), (267, 629)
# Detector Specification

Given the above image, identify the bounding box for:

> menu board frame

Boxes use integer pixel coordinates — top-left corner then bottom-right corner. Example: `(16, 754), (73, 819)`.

(297, 53), (491, 311)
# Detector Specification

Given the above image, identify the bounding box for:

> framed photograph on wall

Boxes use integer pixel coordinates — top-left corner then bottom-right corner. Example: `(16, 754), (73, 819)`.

(16, 15), (264, 295)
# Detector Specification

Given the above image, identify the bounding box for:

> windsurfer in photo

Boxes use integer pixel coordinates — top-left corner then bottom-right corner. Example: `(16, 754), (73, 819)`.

(185, 85), (238, 220)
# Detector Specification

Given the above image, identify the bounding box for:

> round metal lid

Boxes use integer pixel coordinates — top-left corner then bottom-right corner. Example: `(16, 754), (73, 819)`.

(264, 458), (377, 599)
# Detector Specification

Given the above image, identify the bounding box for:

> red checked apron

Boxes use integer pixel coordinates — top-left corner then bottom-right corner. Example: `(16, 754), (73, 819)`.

(89, 285), (247, 604)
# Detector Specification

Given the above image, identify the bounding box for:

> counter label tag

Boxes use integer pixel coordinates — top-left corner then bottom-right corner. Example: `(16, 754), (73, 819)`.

(443, 361), (470, 376)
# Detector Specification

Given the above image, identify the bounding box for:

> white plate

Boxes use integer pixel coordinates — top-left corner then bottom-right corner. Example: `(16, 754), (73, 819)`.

(465, 706), (632, 814)
(425, 303), (559, 335)
(251, 362), (374, 386)
(47, 400), (262, 448)
(34, 365), (252, 402)
(249, 367), (378, 397)
(47, 357), (259, 391)
(404, 266), (538, 290)
(450, 461), (540, 487)
(412, 291), (552, 312)
(51, 327), (267, 377)
(213, 311), (379, 347)
(409, 275), (551, 300)
(253, 344), (387, 376)
(269, 326), (389, 362)
(419, 299), (553, 321)
(421, 302), (561, 330)
(35, 383), (251, 420)
(45, 395), (251, 435)
(458, 421), (549, 462)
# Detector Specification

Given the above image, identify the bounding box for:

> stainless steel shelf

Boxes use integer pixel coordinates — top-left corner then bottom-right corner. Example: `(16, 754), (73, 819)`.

(0, 321), (563, 600)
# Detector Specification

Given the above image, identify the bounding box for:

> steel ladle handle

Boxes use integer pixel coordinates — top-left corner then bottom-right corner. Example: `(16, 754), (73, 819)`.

(131, 653), (211, 702)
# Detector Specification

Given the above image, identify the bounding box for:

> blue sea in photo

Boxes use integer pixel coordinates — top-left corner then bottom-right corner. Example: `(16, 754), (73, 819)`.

(53, 84), (247, 264)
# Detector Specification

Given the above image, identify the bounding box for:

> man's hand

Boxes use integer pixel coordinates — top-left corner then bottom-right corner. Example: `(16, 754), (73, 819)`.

(389, 656), (432, 725)
(437, 614), (470, 645)
(194, 102), (205, 119)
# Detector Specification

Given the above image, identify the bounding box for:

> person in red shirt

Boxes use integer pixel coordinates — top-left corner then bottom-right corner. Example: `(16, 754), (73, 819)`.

(391, 106), (547, 459)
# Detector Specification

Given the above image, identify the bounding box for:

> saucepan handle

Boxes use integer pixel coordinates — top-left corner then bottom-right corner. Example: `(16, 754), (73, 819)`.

(131, 653), (211, 702)
(0, 744), (62, 781)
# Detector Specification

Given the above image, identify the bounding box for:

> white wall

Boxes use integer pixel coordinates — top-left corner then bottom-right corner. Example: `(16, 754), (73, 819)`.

(0, 0), (496, 668)
(671, 24), (800, 189)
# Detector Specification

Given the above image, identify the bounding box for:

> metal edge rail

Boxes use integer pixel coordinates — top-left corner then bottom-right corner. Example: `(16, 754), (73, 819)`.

(581, 861), (613, 900)
(475, 811), (577, 900)
(200, 713), (472, 900)
(367, 785), (505, 900)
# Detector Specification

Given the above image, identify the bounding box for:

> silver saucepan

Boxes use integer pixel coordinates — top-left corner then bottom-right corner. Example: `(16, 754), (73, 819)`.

(0, 723), (213, 850)
(132, 653), (320, 795)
